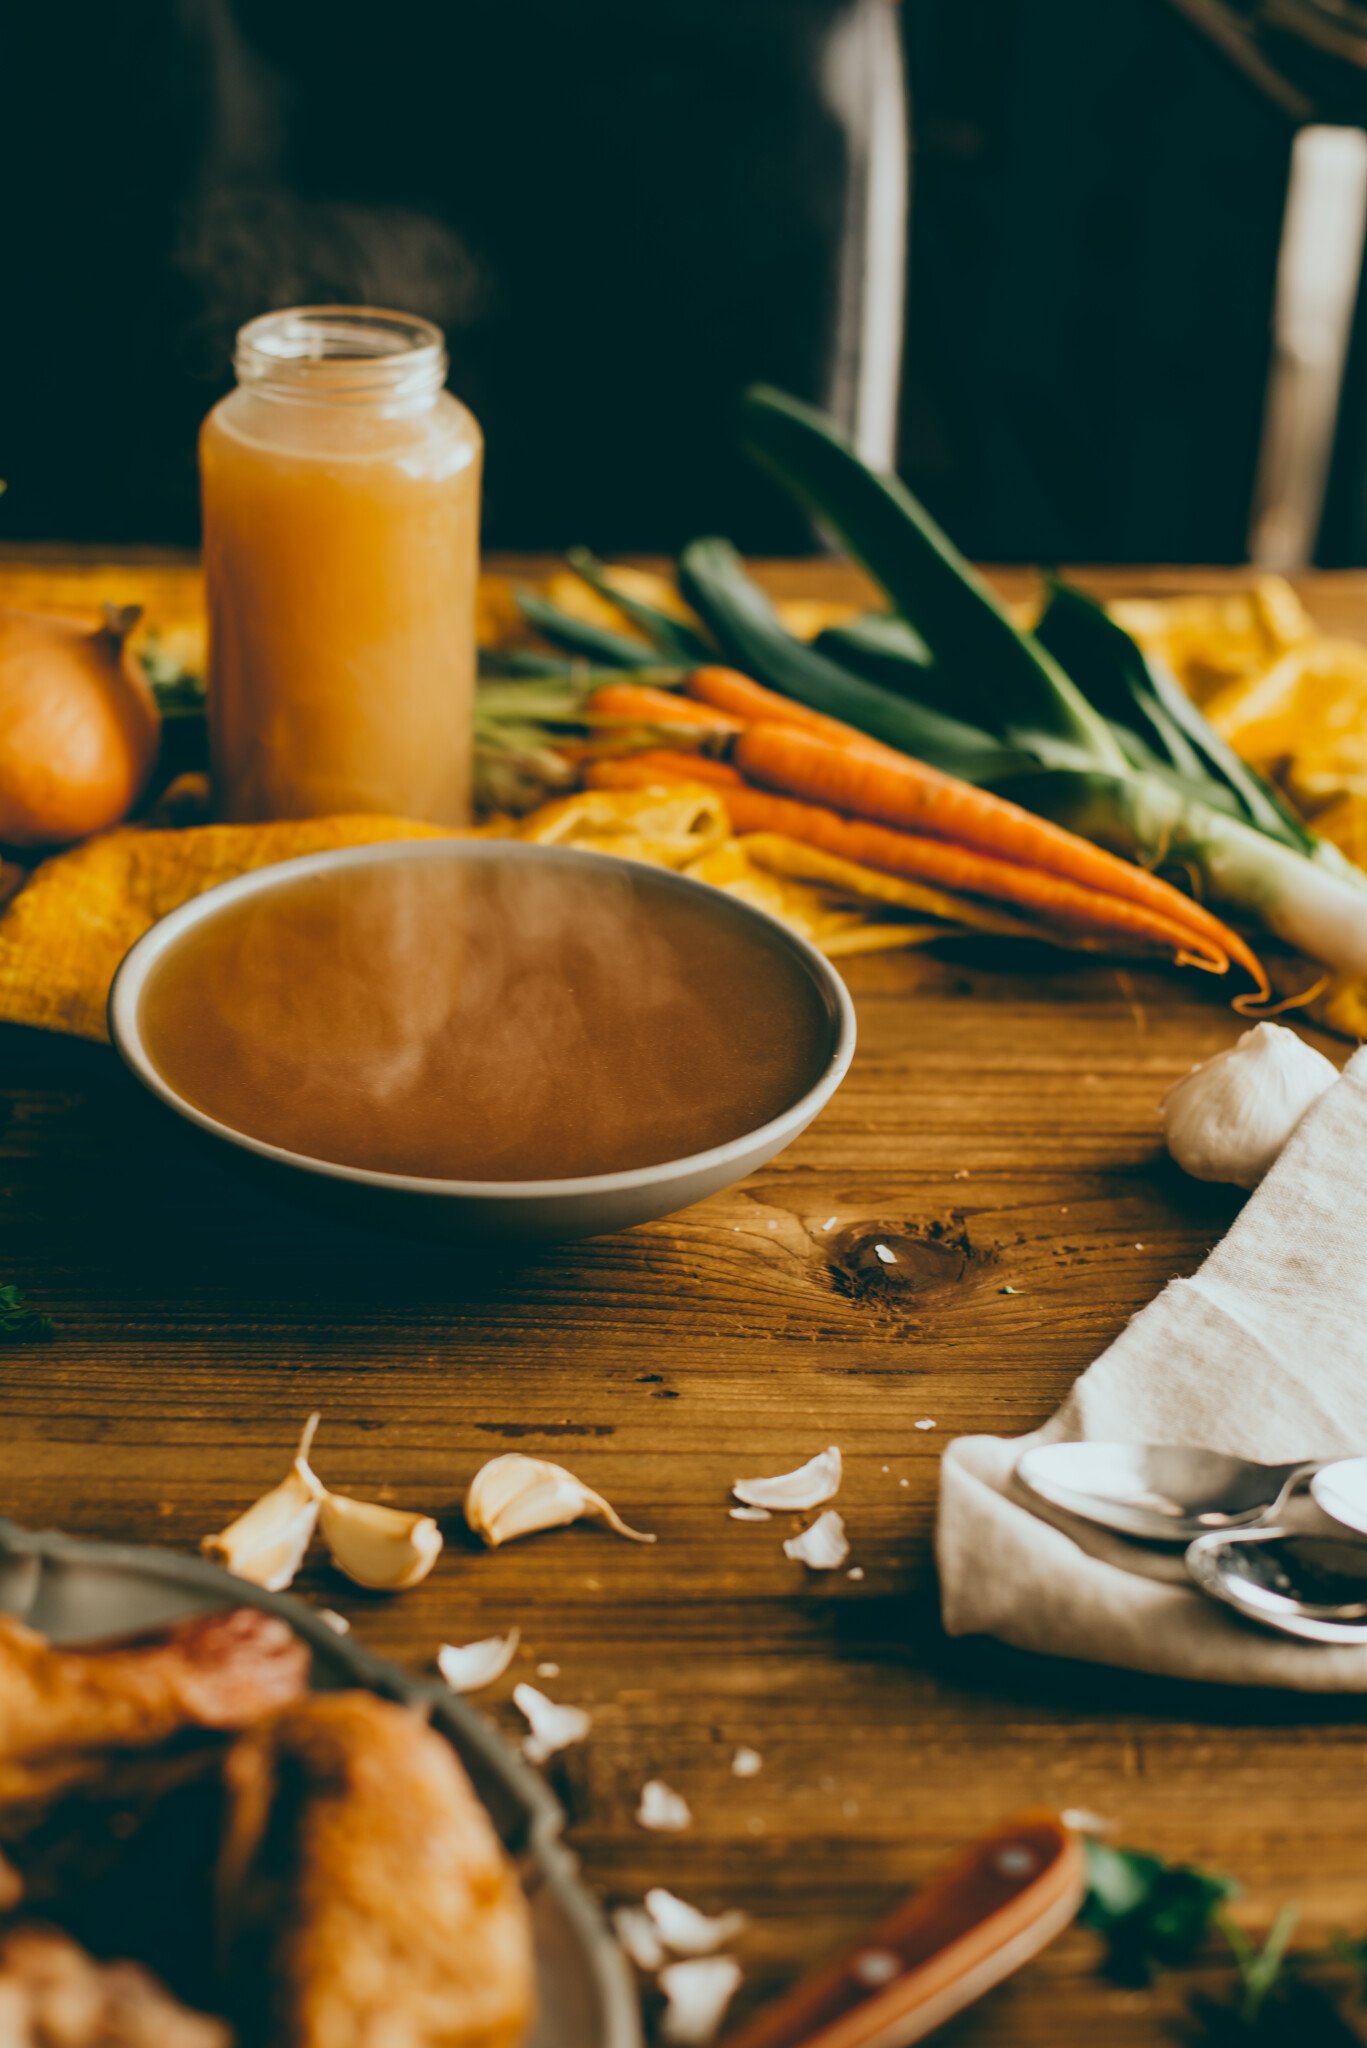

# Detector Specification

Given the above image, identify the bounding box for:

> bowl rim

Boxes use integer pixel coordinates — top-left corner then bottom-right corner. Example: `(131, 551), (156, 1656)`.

(107, 837), (857, 1203)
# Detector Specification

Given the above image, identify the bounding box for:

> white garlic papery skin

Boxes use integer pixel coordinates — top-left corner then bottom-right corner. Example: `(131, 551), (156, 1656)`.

(1161, 1023), (1337, 1190)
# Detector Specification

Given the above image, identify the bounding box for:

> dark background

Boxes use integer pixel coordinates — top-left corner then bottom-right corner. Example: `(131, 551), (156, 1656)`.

(2, 0), (1366, 561)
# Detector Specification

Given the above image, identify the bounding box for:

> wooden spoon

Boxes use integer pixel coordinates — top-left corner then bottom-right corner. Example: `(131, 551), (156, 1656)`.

(721, 1812), (1086, 2048)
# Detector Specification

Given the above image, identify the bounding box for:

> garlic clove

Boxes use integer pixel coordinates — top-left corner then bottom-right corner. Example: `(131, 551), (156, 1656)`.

(783, 1509), (850, 1571)
(513, 1683), (591, 1763)
(436, 1630), (520, 1695)
(613, 1907), (666, 1973)
(1161, 1022), (1337, 1190)
(465, 1453), (655, 1547)
(645, 1889), (747, 1957)
(318, 1490), (443, 1591)
(659, 1959), (743, 2045)
(201, 1414), (323, 1591)
(636, 1779), (692, 1831)
(732, 1447), (842, 1512)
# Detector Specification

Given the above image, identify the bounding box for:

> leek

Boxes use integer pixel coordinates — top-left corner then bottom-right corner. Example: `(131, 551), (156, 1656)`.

(721, 384), (1367, 979)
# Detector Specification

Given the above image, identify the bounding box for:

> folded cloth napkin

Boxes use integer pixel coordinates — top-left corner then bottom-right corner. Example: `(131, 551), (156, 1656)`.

(937, 1044), (1367, 1690)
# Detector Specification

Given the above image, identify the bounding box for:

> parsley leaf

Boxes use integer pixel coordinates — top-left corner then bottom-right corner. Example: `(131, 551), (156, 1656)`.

(0, 1284), (53, 1343)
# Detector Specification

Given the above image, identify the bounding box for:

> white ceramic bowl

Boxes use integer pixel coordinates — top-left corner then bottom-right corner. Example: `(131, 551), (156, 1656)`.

(108, 840), (856, 1241)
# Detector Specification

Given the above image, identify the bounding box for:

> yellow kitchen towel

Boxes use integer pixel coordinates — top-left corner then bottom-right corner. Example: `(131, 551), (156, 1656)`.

(0, 814), (452, 1041)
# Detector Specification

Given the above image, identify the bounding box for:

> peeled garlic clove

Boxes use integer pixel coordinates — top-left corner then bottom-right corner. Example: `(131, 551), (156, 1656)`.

(613, 1907), (666, 1973)
(201, 1414), (323, 1591)
(783, 1509), (850, 1571)
(465, 1453), (655, 1547)
(318, 1490), (443, 1591)
(436, 1630), (520, 1694)
(1161, 1022), (1337, 1190)
(636, 1779), (692, 1831)
(645, 1889), (748, 1957)
(659, 1959), (743, 2046)
(513, 1683), (591, 1763)
(732, 1446), (842, 1511)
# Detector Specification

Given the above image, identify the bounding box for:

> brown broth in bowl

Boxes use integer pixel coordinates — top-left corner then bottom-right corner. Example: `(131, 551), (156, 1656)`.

(137, 853), (836, 1182)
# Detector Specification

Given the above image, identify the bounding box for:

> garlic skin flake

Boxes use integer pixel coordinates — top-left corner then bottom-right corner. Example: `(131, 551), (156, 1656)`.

(318, 1490), (443, 1591)
(513, 1683), (591, 1764)
(466, 1454), (655, 1547)
(731, 1746), (762, 1779)
(1162, 1023), (1336, 1190)
(613, 1907), (666, 1973)
(659, 1958), (743, 2045)
(201, 1414), (323, 1591)
(437, 1630), (520, 1695)
(732, 1447), (842, 1512)
(636, 1779), (692, 1832)
(645, 1889), (747, 1957)
(783, 1509), (850, 1571)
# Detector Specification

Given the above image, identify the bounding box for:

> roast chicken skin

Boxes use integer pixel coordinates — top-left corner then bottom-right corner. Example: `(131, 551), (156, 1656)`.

(0, 1925), (231, 2048)
(217, 1693), (534, 2048)
(0, 1608), (310, 1811)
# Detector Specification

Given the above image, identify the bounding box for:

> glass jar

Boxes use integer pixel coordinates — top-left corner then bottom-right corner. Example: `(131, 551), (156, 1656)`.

(200, 307), (482, 825)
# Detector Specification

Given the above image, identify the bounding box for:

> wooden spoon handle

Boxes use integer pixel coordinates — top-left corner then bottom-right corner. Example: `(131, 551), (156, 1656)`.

(722, 1813), (1086, 2048)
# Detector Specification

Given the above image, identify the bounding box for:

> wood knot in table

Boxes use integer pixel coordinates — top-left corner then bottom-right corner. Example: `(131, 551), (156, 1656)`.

(825, 1218), (998, 1310)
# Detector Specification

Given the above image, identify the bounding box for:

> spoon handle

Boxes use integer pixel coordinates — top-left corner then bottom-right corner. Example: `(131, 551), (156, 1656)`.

(721, 1813), (1086, 2048)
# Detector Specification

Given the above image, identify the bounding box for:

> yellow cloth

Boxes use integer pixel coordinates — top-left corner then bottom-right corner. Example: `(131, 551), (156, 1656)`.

(0, 815), (451, 1041)
(0, 787), (968, 1046)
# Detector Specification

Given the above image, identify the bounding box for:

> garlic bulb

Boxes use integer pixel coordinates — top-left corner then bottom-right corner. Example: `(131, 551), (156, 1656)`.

(318, 1490), (443, 1591)
(201, 1414), (323, 1590)
(782, 1509), (850, 1571)
(1161, 1023), (1337, 1190)
(659, 1959), (743, 2046)
(732, 1446), (842, 1512)
(436, 1631), (520, 1694)
(465, 1454), (655, 1547)
(513, 1683), (591, 1763)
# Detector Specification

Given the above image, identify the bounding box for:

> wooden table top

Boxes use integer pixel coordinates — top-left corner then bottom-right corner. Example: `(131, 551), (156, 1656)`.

(2, 550), (1365, 2046)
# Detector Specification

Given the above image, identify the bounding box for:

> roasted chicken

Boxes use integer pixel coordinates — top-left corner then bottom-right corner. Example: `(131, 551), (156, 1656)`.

(0, 1925), (230, 2048)
(217, 1693), (534, 2048)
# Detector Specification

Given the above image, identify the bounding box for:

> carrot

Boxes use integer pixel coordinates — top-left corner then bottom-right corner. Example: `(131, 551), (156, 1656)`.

(587, 756), (1250, 974)
(686, 665), (861, 741)
(587, 683), (740, 732)
(734, 722), (1268, 994)
(588, 751), (743, 789)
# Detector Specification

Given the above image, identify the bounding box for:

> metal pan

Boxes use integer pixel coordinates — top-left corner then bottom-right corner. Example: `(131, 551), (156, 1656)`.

(0, 1517), (641, 2048)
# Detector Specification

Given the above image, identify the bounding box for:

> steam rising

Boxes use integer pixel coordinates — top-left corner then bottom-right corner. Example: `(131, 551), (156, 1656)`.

(141, 852), (832, 1182)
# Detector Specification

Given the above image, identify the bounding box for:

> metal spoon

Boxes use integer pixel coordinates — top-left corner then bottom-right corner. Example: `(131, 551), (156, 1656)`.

(1186, 1527), (1367, 1644)
(1015, 1440), (1322, 1545)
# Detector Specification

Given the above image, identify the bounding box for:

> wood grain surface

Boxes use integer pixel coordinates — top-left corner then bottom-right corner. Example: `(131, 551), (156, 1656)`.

(1, 551), (1365, 2046)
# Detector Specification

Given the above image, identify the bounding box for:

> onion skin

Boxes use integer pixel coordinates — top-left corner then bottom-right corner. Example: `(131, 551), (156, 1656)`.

(0, 605), (161, 847)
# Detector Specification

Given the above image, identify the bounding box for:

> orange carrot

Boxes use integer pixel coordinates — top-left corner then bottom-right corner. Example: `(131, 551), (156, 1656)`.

(588, 751), (744, 788)
(587, 756), (1251, 975)
(734, 723), (1267, 993)
(587, 683), (740, 732)
(686, 665), (860, 741)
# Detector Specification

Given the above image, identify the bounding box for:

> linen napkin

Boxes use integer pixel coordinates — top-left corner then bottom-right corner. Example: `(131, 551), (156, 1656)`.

(937, 1044), (1367, 1690)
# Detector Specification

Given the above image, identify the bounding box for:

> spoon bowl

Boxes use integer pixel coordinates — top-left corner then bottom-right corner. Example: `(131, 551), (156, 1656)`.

(1310, 1458), (1367, 1539)
(1186, 1528), (1367, 1644)
(1015, 1441), (1311, 1545)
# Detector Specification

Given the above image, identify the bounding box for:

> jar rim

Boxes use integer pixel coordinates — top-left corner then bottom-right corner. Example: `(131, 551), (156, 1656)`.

(234, 306), (447, 404)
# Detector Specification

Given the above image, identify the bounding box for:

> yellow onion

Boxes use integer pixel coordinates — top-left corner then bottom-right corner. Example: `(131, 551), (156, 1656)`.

(0, 604), (160, 846)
